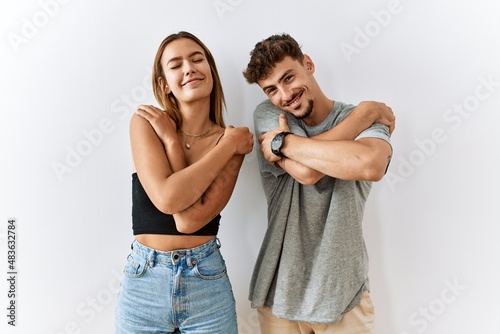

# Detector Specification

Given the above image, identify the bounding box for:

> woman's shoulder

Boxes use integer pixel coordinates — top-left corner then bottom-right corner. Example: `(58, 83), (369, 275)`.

(209, 125), (225, 146)
(129, 113), (157, 138)
(130, 112), (149, 128)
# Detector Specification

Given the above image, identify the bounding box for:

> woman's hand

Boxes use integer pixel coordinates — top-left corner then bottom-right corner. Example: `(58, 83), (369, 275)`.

(135, 105), (179, 145)
(222, 126), (254, 155)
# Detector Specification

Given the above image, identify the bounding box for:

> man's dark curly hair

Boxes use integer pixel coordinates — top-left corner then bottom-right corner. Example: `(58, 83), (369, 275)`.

(243, 33), (304, 84)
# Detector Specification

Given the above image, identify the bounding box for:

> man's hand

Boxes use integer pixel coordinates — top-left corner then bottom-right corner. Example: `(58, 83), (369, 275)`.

(259, 113), (291, 164)
(354, 101), (396, 135)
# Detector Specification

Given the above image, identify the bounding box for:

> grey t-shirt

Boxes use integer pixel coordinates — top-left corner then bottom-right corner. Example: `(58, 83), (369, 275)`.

(250, 99), (390, 324)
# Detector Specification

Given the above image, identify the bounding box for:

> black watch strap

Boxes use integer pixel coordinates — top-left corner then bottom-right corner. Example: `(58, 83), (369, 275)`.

(271, 131), (292, 158)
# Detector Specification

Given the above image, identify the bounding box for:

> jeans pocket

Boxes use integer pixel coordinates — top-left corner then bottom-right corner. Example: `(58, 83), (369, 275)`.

(123, 254), (148, 278)
(193, 250), (227, 280)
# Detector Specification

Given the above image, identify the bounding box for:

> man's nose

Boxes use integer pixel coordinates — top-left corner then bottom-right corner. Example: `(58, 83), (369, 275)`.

(278, 86), (293, 102)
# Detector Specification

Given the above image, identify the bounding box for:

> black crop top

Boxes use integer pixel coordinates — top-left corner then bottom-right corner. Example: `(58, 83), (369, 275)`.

(132, 173), (220, 236)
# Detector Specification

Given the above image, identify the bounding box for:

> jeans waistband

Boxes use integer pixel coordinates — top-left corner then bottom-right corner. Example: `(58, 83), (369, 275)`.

(131, 237), (220, 266)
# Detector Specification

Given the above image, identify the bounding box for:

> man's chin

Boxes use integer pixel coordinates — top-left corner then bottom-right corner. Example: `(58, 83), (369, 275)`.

(293, 111), (307, 120)
(294, 105), (313, 120)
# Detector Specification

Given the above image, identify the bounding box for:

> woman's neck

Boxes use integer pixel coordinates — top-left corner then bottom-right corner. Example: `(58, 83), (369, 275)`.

(178, 98), (212, 134)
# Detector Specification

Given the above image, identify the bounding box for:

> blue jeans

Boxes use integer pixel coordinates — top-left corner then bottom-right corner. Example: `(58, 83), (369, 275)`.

(115, 238), (237, 333)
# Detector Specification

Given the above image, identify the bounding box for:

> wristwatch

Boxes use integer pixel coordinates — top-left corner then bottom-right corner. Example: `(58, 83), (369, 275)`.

(271, 132), (292, 158)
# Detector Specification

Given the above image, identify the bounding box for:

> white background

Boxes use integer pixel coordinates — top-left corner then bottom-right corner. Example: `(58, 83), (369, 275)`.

(1, 0), (499, 333)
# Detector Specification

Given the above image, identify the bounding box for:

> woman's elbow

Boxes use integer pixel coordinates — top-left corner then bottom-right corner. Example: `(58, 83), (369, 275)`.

(175, 216), (205, 234)
(175, 222), (197, 234)
(153, 194), (183, 215)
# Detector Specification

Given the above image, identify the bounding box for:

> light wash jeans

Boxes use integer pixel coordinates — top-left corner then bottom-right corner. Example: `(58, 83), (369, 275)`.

(115, 238), (237, 333)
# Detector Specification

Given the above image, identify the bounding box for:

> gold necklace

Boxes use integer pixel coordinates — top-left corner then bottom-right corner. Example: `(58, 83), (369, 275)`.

(179, 123), (213, 149)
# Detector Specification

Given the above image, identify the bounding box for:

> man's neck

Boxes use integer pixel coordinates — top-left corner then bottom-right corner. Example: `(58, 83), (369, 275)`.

(303, 96), (334, 126)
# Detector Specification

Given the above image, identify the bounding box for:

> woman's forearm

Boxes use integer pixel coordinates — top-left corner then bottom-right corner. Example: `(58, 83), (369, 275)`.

(173, 154), (244, 233)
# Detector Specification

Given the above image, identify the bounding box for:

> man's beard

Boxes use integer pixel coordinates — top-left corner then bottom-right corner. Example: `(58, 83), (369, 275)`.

(295, 99), (314, 120)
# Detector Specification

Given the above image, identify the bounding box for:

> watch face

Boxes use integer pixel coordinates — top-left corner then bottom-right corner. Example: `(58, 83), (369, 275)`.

(271, 132), (285, 157)
(271, 134), (282, 153)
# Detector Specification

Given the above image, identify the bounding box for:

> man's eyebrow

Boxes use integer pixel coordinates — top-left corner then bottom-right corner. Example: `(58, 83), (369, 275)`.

(167, 51), (204, 65)
(262, 69), (292, 92)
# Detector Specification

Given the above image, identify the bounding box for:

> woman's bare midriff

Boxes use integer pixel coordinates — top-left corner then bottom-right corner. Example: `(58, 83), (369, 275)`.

(135, 234), (215, 252)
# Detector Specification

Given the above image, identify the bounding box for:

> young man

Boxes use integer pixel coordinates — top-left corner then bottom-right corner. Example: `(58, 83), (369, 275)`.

(243, 33), (394, 333)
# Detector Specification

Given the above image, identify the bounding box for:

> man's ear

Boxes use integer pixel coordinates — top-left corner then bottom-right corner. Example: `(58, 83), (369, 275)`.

(303, 54), (315, 73)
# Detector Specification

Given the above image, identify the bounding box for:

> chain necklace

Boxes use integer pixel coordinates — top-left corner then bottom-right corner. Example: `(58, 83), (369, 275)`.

(179, 123), (213, 149)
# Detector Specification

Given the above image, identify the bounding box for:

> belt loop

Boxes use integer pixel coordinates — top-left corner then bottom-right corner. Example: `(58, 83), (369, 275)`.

(147, 249), (155, 268)
(186, 249), (193, 268)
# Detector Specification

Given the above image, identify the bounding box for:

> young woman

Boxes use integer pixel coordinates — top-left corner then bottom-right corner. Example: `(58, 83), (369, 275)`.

(115, 31), (253, 334)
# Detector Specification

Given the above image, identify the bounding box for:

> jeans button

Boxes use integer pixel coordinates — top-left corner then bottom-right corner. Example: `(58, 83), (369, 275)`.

(173, 254), (179, 260)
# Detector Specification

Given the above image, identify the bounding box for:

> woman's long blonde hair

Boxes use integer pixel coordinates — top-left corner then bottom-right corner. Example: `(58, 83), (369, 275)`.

(152, 31), (226, 128)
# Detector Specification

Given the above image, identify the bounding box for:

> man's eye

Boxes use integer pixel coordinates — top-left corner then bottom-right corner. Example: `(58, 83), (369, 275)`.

(284, 75), (293, 82)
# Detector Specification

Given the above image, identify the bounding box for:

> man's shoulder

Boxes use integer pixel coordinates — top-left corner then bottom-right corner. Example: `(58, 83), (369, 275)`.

(333, 100), (356, 115)
(253, 99), (283, 130)
(326, 100), (357, 126)
(254, 99), (281, 115)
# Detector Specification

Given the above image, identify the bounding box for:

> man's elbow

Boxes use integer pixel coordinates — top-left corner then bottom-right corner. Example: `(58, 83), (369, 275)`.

(362, 162), (388, 181)
(359, 146), (391, 181)
(294, 169), (323, 185)
(364, 170), (384, 182)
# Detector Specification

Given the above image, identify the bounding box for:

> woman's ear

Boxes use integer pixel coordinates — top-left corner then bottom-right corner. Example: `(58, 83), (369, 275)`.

(158, 77), (171, 94)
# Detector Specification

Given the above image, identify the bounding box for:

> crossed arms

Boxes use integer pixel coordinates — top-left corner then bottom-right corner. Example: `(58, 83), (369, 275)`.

(258, 101), (395, 185)
(131, 105), (253, 233)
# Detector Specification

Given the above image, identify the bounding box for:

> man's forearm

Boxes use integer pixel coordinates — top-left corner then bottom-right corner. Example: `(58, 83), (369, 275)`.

(278, 108), (378, 183)
(312, 105), (378, 141)
(276, 157), (325, 185)
(281, 135), (392, 181)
